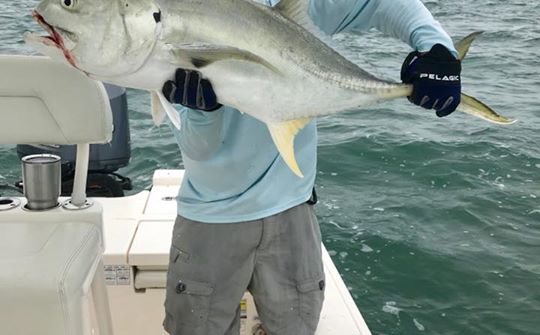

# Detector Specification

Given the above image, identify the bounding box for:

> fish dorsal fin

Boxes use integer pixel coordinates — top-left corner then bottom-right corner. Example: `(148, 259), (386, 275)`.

(267, 118), (311, 178)
(275, 0), (312, 29)
(150, 90), (182, 129)
(273, 0), (351, 58)
(274, 0), (328, 41)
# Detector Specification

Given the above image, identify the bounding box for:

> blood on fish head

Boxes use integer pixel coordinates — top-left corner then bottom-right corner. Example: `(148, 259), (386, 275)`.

(26, 0), (161, 78)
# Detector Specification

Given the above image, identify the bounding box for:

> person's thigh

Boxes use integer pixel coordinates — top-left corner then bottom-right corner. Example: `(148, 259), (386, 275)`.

(163, 216), (262, 335)
(250, 203), (325, 335)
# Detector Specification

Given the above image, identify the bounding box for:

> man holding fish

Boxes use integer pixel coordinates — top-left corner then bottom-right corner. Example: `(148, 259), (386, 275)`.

(26, 0), (514, 331)
(161, 0), (460, 334)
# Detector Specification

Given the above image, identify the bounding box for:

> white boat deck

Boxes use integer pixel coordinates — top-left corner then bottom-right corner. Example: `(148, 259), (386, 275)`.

(100, 170), (372, 335)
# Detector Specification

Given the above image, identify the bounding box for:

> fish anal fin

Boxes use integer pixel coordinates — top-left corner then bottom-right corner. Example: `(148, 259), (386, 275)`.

(267, 118), (311, 178)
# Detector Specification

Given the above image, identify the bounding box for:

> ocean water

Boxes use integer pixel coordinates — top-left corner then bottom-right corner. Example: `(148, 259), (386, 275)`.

(1, 1), (539, 334)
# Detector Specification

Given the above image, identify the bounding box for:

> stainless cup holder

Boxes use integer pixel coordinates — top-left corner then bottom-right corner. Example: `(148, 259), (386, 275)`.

(0, 197), (21, 211)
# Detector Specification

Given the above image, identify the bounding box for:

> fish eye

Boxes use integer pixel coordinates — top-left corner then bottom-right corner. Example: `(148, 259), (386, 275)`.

(61, 0), (78, 9)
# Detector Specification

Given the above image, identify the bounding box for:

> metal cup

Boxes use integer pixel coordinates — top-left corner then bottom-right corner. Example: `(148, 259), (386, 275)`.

(21, 154), (61, 210)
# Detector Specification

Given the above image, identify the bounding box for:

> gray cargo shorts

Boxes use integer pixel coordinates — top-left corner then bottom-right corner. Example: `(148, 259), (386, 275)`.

(163, 203), (325, 335)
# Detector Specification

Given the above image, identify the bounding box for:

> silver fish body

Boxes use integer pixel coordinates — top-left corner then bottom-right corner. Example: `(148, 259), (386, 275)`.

(25, 0), (513, 177)
(93, 0), (408, 122)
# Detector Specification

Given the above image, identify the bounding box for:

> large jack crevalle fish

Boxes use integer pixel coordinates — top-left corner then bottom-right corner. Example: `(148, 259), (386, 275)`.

(25, 0), (514, 177)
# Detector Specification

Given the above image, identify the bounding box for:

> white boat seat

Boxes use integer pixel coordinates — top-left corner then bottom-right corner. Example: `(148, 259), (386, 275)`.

(0, 55), (114, 334)
(0, 221), (102, 334)
(0, 55), (112, 145)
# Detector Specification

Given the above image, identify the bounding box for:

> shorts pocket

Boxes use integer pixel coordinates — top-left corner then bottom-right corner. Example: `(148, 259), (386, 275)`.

(164, 273), (214, 332)
(297, 277), (325, 331)
(169, 245), (191, 264)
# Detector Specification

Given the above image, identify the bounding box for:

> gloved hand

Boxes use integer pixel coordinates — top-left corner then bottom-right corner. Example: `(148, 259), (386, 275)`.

(162, 69), (222, 111)
(400, 44), (461, 117)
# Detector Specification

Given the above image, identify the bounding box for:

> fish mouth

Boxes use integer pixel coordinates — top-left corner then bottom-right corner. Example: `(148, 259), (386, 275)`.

(31, 10), (78, 68)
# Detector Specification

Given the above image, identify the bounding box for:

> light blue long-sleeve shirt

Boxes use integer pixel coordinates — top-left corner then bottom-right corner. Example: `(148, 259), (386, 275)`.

(172, 0), (456, 223)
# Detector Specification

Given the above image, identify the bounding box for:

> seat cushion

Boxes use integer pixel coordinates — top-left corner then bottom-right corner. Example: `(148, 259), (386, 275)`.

(0, 221), (102, 335)
(0, 55), (112, 145)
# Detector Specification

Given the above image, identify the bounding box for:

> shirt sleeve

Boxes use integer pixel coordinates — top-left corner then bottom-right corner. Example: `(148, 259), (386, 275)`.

(171, 106), (224, 161)
(309, 0), (457, 56)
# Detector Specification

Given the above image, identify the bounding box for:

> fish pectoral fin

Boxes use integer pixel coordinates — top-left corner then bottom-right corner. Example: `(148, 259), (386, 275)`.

(458, 93), (515, 125)
(168, 43), (280, 74)
(150, 90), (182, 129)
(267, 118), (311, 178)
(454, 31), (484, 60)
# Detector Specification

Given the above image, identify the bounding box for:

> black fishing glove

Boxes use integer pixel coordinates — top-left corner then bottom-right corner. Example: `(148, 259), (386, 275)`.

(401, 44), (461, 117)
(162, 69), (222, 111)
